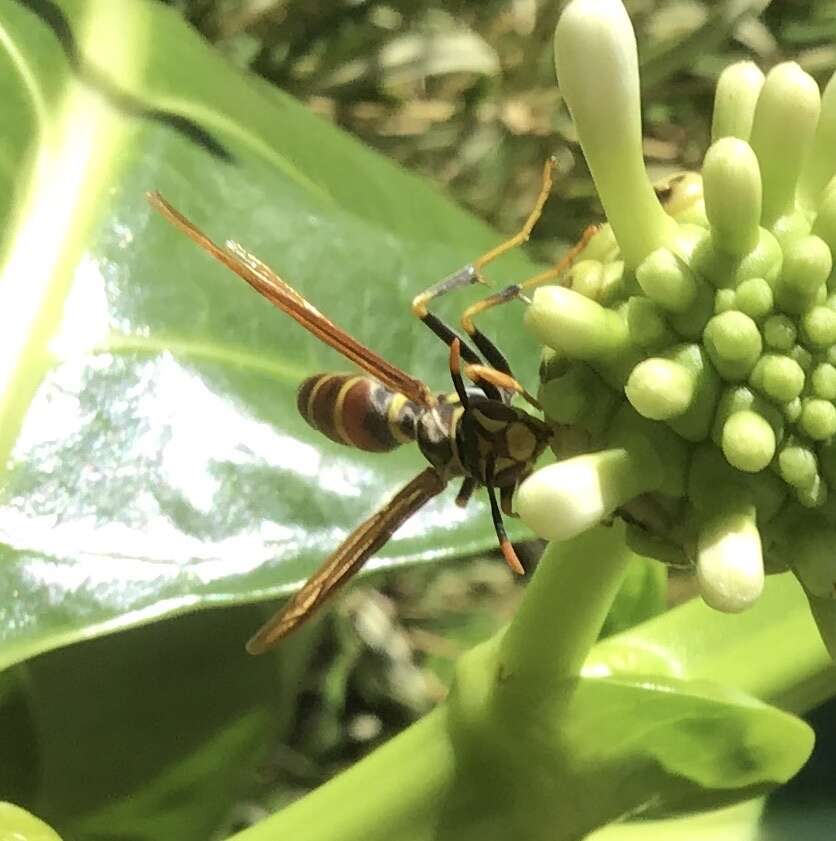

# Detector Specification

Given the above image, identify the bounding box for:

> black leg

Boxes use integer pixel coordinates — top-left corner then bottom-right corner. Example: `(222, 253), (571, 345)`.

(486, 469), (525, 576)
(411, 266), (484, 367)
(455, 477), (476, 508)
(448, 338), (470, 407)
(500, 484), (517, 518)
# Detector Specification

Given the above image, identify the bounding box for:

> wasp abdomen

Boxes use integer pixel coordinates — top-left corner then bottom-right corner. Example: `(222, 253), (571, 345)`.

(297, 374), (419, 453)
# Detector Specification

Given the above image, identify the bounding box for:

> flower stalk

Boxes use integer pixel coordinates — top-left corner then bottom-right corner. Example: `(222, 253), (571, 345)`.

(554, 0), (677, 268)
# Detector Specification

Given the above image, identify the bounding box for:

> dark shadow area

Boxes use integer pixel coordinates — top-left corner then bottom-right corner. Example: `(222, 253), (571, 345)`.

(760, 696), (836, 839)
(13, 0), (234, 162)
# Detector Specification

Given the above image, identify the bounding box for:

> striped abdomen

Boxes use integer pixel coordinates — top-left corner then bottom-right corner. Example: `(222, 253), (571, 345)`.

(297, 374), (420, 452)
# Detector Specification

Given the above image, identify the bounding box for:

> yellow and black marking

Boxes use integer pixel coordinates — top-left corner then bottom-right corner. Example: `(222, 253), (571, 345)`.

(297, 373), (420, 453)
(456, 396), (553, 488)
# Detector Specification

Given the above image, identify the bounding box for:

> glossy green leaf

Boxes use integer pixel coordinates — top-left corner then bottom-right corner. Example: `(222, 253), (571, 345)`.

(0, 0), (547, 669)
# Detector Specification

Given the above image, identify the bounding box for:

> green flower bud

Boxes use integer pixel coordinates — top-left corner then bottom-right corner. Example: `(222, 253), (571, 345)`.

(789, 343), (813, 372)
(784, 397), (802, 423)
(802, 305), (836, 347)
(568, 260), (605, 301)
(711, 61), (765, 142)
(722, 410), (776, 472)
(777, 439), (818, 488)
(749, 62), (821, 227)
(539, 362), (617, 436)
(796, 473), (827, 508)
(749, 354), (805, 403)
(799, 73), (836, 211)
(775, 235), (832, 314)
(800, 398), (836, 440)
(697, 506), (764, 613)
(703, 138), (762, 256)
(763, 314), (797, 350)
(625, 358), (695, 420)
(703, 311), (762, 381)
(663, 343), (721, 441)
(525, 286), (632, 364)
(667, 279), (715, 340)
(811, 177), (836, 256)
(812, 362), (836, 400)
(735, 277), (773, 320)
(635, 247), (698, 313)
(655, 171), (706, 224)
(714, 288), (736, 313)
(626, 295), (677, 351)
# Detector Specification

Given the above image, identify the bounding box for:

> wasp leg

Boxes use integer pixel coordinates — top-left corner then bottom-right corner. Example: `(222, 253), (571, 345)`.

(485, 460), (525, 575)
(460, 224), (599, 380)
(411, 157), (558, 395)
(500, 484), (517, 518)
(448, 338), (470, 407)
(455, 477), (477, 508)
(463, 364), (542, 412)
(471, 156), (557, 273)
(412, 267), (484, 366)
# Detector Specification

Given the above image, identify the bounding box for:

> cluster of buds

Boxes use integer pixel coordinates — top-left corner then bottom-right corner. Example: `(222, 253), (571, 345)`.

(515, 0), (836, 636)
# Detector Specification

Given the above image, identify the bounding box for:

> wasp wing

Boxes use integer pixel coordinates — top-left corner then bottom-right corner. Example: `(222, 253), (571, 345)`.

(147, 192), (435, 409)
(246, 468), (446, 653)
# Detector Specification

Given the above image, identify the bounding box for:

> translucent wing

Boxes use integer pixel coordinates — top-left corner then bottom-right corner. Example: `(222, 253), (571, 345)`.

(246, 468), (447, 653)
(147, 192), (436, 408)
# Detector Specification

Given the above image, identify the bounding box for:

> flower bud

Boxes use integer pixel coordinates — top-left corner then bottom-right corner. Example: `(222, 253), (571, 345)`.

(703, 138), (762, 256)
(516, 448), (662, 542)
(711, 61), (765, 142)
(721, 410), (775, 472)
(625, 358), (695, 420)
(554, 0), (677, 267)
(697, 506), (764, 612)
(749, 62), (821, 227)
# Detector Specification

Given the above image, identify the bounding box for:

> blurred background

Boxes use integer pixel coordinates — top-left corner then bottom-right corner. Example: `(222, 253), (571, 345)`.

(163, 0), (836, 257)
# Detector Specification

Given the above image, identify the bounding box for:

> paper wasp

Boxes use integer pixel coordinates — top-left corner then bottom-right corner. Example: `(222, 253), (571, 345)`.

(147, 160), (593, 654)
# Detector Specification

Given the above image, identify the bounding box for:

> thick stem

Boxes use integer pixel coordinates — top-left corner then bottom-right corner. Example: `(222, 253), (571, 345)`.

(499, 524), (632, 689)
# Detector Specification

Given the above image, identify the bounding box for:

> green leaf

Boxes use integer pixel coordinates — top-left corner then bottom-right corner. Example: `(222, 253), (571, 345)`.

(585, 798), (765, 841)
(0, 0), (546, 669)
(15, 605), (310, 841)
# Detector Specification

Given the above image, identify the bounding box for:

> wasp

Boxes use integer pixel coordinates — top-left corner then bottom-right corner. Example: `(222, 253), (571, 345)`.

(147, 159), (594, 654)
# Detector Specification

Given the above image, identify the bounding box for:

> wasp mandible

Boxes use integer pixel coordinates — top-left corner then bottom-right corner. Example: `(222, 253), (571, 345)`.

(147, 160), (594, 654)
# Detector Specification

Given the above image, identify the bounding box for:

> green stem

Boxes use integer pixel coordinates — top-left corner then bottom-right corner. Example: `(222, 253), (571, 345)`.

(499, 525), (632, 689)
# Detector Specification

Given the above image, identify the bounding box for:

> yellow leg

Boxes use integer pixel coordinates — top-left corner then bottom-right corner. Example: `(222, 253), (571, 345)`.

(472, 157), (557, 271)
(463, 364), (542, 411)
(461, 224), (598, 335)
